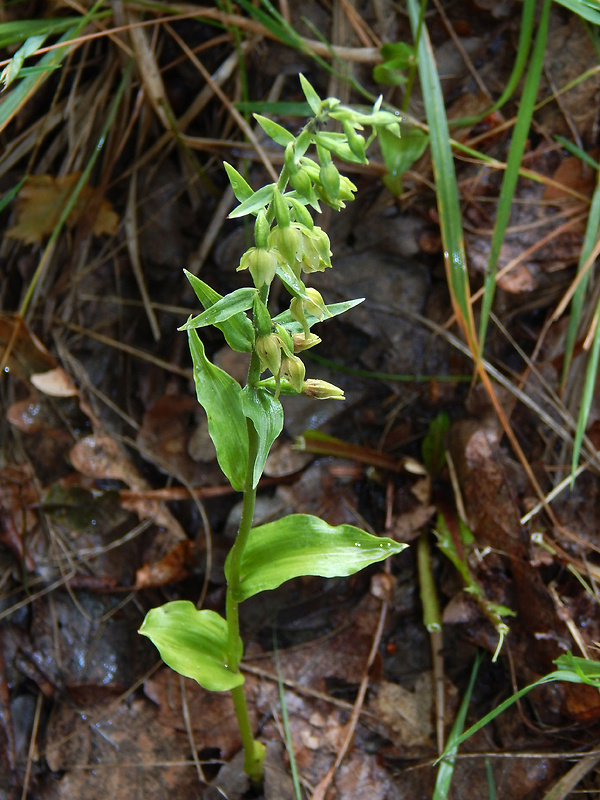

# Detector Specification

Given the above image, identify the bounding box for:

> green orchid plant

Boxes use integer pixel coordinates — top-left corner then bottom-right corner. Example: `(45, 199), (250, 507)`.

(138, 75), (408, 785)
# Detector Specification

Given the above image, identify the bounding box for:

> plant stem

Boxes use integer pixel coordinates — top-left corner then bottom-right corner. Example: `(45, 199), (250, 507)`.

(225, 414), (266, 782)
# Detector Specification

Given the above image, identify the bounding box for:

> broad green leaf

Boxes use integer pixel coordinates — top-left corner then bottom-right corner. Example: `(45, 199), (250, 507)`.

(225, 513), (407, 601)
(139, 601), (244, 692)
(299, 73), (322, 115)
(223, 162), (253, 203)
(228, 183), (275, 219)
(180, 287), (257, 330)
(378, 126), (427, 196)
(373, 42), (415, 87)
(253, 114), (295, 146)
(183, 270), (254, 352)
(272, 298), (364, 331)
(241, 386), (284, 489)
(188, 329), (248, 491)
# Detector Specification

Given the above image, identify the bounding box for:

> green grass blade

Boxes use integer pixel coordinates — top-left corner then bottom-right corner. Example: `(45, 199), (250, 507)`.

(0, 3), (107, 134)
(450, 0), (535, 127)
(273, 635), (302, 800)
(0, 178), (26, 214)
(562, 181), (600, 386)
(478, 0), (552, 351)
(554, 135), (599, 170)
(0, 15), (106, 49)
(406, 0), (477, 356)
(433, 653), (482, 799)
(571, 295), (600, 482)
(19, 60), (133, 317)
(553, 0), (600, 24)
(485, 758), (497, 800)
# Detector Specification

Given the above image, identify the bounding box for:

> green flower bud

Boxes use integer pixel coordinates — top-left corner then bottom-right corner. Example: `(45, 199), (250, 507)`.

(293, 332), (321, 352)
(302, 379), (345, 400)
(280, 354), (305, 393)
(256, 333), (282, 376)
(316, 142), (331, 165)
(289, 197), (314, 230)
(253, 294), (272, 338)
(284, 142), (298, 175)
(298, 157), (320, 182)
(342, 120), (366, 162)
(269, 224), (301, 266)
(288, 169), (313, 200)
(272, 188), (291, 228)
(254, 210), (270, 250)
(319, 162), (340, 201)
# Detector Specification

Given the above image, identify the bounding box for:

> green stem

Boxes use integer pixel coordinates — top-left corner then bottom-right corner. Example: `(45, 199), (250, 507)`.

(225, 416), (266, 782)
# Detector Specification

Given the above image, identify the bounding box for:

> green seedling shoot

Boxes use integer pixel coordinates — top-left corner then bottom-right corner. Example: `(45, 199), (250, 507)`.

(138, 75), (408, 785)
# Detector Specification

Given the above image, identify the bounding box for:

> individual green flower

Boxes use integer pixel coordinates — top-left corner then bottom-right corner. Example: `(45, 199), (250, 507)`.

(290, 288), (330, 337)
(298, 226), (331, 273)
(256, 333), (282, 376)
(292, 332), (321, 352)
(303, 288), (330, 320)
(319, 161), (340, 202)
(280, 354), (305, 393)
(289, 168), (313, 199)
(302, 379), (345, 400)
(338, 174), (358, 201)
(238, 247), (278, 287)
(268, 224), (302, 266)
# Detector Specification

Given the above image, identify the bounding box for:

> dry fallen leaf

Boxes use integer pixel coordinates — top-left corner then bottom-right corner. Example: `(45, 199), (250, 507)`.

(6, 173), (119, 244)
(69, 435), (186, 544)
(30, 366), (78, 397)
(371, 674), (435, 750)
(135, 540), (194, 588)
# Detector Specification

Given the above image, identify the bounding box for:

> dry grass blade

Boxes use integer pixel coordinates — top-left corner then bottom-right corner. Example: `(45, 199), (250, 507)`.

(540, 752), (600, 800)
